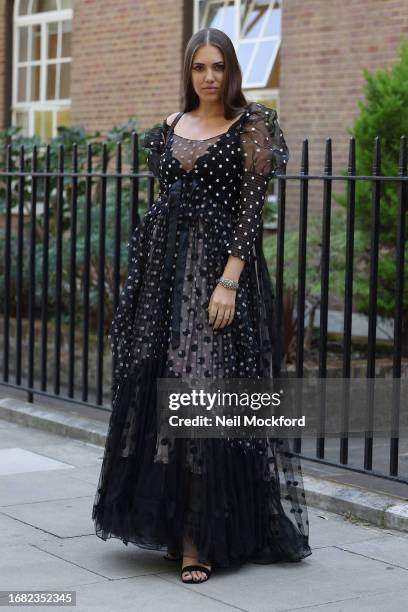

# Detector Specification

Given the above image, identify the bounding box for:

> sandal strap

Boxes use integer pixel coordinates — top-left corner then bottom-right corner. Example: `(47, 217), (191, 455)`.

(181, 564), (211, 576)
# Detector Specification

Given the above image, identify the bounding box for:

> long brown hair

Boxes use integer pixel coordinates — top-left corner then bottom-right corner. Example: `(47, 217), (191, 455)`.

(182, 28), (248, 119)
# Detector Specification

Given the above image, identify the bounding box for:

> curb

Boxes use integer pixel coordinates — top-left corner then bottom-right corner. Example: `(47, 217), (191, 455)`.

(1, 396), (407, 534)
(303, 475), (408, 533)
(0, 396), (108, 447)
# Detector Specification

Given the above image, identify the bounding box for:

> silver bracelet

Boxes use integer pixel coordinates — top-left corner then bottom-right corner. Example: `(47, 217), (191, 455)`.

(216, 276), (239, 290)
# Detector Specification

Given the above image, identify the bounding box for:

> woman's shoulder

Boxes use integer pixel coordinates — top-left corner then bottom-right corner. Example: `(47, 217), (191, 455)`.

(240, 101), (278, 128)
(143, 112), (180, 152)
(165, 111), (183, 127)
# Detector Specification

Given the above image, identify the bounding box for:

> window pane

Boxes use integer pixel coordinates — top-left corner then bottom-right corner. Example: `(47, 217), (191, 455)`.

(200, 1), (235, 38)
(34, 110), (53, 142)
(264, 5), (280, 36)
(29, 65), (41, 101)
(199, 1), (222, 27)
(18, 0), (30, 15)
(236, 41), (255, 78)
(32, 24), (41, 62)
(242, 1), (270, 39)
(57, 108), (70, 128)
(60, 0), (73, 8)
(60, 62), (71, 98)
(47, 22), (58, 60)
(31, 0), (58, 13)
(18, 26), (29, 62)
(46, 63), (56, 99)
(61, 20), (72, 57)
(17, 67), (27, 102)
(18, 25), (41, 63)
(246, 39), (277, 85)
(15, 111), (29, 135)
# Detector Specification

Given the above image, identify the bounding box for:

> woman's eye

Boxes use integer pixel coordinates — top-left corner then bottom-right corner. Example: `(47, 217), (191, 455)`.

(193, 65), (224, 71)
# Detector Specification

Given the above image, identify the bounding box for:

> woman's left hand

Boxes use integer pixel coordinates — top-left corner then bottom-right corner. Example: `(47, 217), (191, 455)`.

(208, 284), (236, 330)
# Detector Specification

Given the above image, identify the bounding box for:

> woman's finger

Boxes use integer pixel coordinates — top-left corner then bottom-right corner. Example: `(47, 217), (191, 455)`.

(218, 308), (234, 329)
(208, 302), (218, 326)
(226, 307), (235, 326)
(212, 306), (227, 330)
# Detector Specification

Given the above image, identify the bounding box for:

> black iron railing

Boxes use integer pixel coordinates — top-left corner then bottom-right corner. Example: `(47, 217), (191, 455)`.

(0, 132), (407, 483)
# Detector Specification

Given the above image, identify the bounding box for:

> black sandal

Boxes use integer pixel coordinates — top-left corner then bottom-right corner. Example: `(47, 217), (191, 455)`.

(181, 563), (212, 583)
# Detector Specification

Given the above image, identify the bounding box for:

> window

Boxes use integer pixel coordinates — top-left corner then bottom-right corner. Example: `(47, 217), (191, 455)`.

(194, 0), (282, 107)
(12, 0), (73, 141)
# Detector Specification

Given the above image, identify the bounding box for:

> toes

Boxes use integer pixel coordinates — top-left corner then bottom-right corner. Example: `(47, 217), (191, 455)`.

(192, 571), (206, 581)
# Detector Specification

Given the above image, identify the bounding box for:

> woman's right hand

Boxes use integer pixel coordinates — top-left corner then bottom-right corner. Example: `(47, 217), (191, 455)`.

(207, 283), (236, 330)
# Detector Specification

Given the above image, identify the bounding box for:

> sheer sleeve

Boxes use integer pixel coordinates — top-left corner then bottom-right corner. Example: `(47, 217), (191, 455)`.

(226, 104), (289, 261)
(143, 118), (170, 178)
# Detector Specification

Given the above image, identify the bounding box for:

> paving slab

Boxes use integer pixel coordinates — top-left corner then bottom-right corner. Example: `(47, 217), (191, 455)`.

(306, 510), (398, 548)
(2, 495), (95, 538)
(57, 574), (242, 612)
(1, 400), (408, 611)
(157, 545), (407, 612)
(0, 447), (75, 476)
(338, 532), (408, 570)
(0, 541), (106, 591)
(32, 533), (195, 581)
(0, 469), (93, 506)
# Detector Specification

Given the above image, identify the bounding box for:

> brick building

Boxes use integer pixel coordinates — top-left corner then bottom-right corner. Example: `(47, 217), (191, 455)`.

(1, 0), (407, 217)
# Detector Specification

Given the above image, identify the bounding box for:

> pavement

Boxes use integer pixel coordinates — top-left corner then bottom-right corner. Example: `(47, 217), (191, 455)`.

(1, 391), (408, 611)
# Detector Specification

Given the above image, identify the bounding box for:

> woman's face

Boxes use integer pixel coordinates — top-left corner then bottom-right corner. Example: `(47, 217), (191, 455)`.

(191, 45), (225, 103)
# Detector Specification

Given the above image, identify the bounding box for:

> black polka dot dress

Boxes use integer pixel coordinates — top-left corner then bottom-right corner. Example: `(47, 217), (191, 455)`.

(92, 101), (312, 568)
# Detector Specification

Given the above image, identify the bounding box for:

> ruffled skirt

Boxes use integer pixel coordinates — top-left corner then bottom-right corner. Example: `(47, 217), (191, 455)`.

(92, 194), (312, 568)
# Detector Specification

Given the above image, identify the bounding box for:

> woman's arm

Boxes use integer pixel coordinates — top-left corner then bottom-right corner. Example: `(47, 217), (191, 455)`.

(209, 107), (289, 330)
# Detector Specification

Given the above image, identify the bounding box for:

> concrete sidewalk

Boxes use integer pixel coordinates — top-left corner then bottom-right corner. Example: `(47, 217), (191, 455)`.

(1, 392), (407, 534)
(0, 401), (408, 610)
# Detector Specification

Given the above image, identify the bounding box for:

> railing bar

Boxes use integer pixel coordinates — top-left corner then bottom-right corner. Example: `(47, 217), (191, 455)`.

(275, 160), (287, 369)
(294, 140), (309, 454)
(1, 170), (407, 181)
(27, 145), (38, 403)
(68, 144), (78, 398)
(40, 146), (51, 391)
(95, 143), (108, 406)
(390, 136), (407, 476)
(364, 137), (382, 471)
(15, 146), (25, 386)
(340, 138), (356, 465)
(3, 146), (12, 383)
(53, 145), (64, 395)
(81, 144), (92, 403)
(316, 139), (332, 460)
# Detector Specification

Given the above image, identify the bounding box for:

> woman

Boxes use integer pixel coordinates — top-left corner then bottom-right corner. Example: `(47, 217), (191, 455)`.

(92, 27), (312, 584)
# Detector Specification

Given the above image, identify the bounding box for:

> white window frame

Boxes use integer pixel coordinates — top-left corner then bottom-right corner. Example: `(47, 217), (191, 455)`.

(12, 0), (73, 137)
(193, 0), (282, 104)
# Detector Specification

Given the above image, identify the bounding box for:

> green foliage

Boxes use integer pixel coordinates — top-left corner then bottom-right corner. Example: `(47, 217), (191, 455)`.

(333, 38), (408, 324)
(265, 38), (408, 355)
(0, 118), (153, 324)
(263, 210), (352, 302)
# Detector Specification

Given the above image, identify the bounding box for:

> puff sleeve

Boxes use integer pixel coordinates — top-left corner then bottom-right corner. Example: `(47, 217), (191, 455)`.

(143, 119), (170, 178)
(226, 104), (289, 261)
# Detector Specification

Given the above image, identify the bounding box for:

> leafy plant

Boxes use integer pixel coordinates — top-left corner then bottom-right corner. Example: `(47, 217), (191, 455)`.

(0, 118), (153, 325)
(333, 38), (408, 355)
